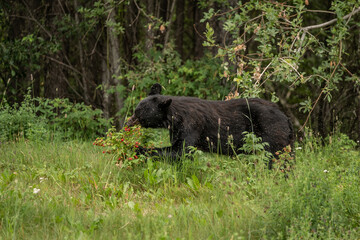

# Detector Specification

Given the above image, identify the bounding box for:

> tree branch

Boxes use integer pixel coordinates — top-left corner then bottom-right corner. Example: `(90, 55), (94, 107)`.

(297, 7), (360, 52)
(302, 7), (360, 31)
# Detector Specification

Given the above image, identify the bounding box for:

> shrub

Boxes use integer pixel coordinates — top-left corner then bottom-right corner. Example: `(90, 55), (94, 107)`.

(93, 125), (150, 169)
(0, 95), (48, 141)
(0, 94), (110, 141)
(34, 98), (111, 140)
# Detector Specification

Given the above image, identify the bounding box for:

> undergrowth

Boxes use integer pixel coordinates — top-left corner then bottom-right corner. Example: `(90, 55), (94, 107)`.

(0, 132), (359, 239)
(0, 94), (110, 141)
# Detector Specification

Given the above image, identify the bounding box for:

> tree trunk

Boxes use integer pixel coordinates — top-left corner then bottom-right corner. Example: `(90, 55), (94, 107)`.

(74, 0), (90, 105)
(175, 0), (184, 59)
(163, 0), (176, 49)
(107, 4), (124, 127)
(145, 0), (155, 51)
(193, 0), (204, 59)
(45, 54), (67, 99)
(44, 1), (67, 99)
(123, 1), (138, 64)
(101, 53), (111, 119)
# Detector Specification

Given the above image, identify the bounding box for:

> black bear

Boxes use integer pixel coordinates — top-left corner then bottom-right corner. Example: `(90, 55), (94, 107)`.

(127, 83), (294, 166)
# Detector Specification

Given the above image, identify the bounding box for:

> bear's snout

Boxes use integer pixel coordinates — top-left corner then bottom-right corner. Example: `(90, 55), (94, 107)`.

(125, 114), (139, 127)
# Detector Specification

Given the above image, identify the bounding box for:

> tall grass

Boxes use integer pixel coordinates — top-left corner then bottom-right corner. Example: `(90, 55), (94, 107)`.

(0, 133), (359, 239)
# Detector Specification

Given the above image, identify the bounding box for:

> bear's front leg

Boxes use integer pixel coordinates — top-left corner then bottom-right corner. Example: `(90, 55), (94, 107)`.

(135, 145), (183, 162)
(136, 139), (194, 162)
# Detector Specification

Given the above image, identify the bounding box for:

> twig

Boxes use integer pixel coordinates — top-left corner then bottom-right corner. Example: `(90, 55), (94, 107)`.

(304, 9), (336, 15)
(212, 4), (245, 18)
(340, 62), (360, 83)
(193, 23), (207, 42)
(279, 58), (301, 77)
(21, 0), (53, 39)
(45, 55), (83, 76)
(302, 7), (360, 31)
(299, 41), (343, 132)
(256, 60), (273, 85)
(297, 7), (360, 52)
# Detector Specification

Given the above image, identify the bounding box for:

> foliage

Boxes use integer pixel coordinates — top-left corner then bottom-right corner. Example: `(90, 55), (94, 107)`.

(273, 145), (295, 175)
(201, 0), (360, 138)
(228, 131), (273, 167)
(0, 94), (110, 141)
(34, 98), (110, 140)
(0, 94), (48, 141)
(1, 133), (359, 239)
(93, 126), (148, 169)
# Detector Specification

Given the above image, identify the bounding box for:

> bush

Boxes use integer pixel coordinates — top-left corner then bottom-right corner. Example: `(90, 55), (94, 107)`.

(34, 98), (111, 140)
(93, 126), (147, 169)
(0, 94), (110, 141)
(0, 95), (48, 141)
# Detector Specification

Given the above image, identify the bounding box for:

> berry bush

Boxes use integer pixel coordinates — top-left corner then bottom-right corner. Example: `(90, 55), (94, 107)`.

(93, 126), (152, 168)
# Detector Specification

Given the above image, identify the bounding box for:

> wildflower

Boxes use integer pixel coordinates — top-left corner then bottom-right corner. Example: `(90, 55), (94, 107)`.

(134, 155), (138, 159)
(33, 188), (40, 194)
(102, 151), (106, 154)
(323, 170), (329, 173)
(128, 157), (133, 161)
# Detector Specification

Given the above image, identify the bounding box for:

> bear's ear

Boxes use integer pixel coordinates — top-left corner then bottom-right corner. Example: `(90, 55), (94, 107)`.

(159, 98), (172, 109)
(149, 83), (162, 96)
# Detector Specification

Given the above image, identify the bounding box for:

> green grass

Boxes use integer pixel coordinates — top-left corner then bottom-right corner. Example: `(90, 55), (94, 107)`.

(0, 134), (360, 239)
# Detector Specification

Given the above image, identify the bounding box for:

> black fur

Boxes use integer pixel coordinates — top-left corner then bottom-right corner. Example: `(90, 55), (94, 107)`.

(127, 84), (294, 165)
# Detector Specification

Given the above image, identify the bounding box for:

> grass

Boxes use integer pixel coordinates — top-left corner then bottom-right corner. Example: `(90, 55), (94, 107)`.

(0, 134), (360, 239)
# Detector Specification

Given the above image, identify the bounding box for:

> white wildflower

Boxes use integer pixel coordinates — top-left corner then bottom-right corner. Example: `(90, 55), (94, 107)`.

(33, 188), (40, 194)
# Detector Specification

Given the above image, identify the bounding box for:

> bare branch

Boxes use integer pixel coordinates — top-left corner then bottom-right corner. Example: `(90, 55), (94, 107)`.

(302, 7), (360, 31)
(297, 7), (360, 53)
(45, 55), (83, 76)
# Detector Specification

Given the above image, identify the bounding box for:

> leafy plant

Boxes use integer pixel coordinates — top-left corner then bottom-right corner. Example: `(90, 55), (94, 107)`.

(93, 126), (149, 169)
(237, 131), (273, 167)
(34, 98), (111, 140)
(273, 145), (295, 176)
(0, 94), (48, 141)
(0, 94), (110, 141)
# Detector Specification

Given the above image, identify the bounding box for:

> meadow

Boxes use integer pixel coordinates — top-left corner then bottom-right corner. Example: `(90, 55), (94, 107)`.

(1, 130), (359, 239)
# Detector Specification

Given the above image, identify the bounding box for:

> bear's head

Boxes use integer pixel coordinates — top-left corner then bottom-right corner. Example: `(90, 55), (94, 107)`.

(126, 84), (172, 128)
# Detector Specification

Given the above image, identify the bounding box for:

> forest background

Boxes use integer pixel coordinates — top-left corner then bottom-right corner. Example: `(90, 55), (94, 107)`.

(1, 0), (360, 141)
